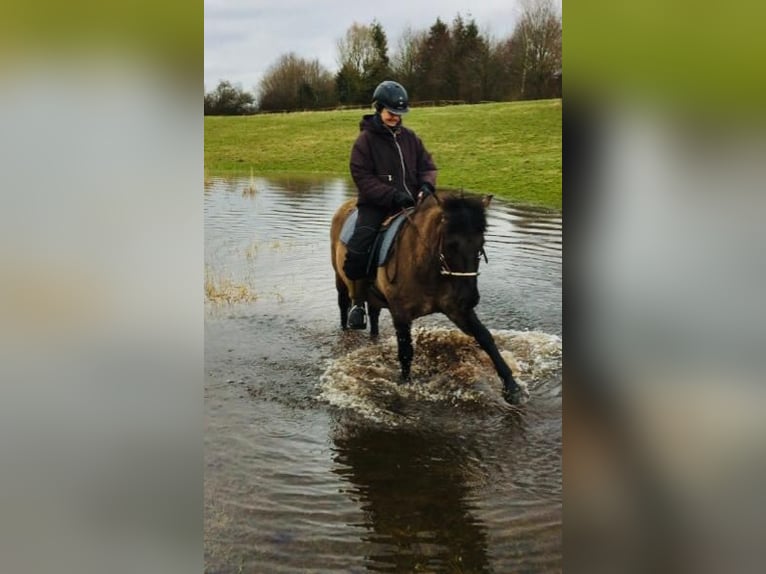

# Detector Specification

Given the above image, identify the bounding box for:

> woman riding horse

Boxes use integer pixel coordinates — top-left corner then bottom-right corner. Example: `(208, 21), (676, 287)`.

(343, 80), (437, 329)
(331, 191), (529, 406)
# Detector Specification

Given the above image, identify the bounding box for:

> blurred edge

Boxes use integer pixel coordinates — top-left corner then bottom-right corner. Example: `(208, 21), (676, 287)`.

(0, 0), (201, 84)
(565, 2), (766, 573)
(4, 0), (766, 572)
(0, 2), (202, 574)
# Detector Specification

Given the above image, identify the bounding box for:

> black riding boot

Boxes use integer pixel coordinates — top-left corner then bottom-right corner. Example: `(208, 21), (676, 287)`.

(348, 280), (368, 329)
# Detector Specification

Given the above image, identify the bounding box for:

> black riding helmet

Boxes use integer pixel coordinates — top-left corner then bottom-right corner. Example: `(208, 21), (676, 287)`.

(373, 80), (409, 115)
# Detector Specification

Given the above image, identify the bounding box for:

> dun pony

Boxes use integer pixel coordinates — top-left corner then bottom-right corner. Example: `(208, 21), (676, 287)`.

(330, 192), (528, 405)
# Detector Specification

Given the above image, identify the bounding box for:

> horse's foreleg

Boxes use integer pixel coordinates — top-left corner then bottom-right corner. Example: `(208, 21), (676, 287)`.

(449, 310), (528, 405)
(369, 305), (381, 338)
(393, 320), (413, 382)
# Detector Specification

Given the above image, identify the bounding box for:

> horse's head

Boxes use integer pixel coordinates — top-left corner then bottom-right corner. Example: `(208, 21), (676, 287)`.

(437, 194), (492, 308)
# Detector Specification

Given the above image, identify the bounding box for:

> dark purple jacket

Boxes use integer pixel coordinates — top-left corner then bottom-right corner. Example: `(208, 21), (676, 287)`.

(349, 113), (437, 211)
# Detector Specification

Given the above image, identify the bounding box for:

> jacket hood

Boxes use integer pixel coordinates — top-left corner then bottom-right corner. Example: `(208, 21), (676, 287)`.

(359, 113), (401, 135)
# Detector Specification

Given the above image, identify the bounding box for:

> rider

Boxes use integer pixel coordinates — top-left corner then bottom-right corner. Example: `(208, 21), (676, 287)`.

(344, 80), (438, 329)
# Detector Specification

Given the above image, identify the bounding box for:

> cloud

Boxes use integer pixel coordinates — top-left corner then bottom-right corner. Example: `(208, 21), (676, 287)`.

(203, 0), (553, 93)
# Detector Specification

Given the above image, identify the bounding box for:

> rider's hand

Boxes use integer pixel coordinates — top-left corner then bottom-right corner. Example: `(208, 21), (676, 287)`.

(393, 190), (415, 209)
(417, 182), (435, 202)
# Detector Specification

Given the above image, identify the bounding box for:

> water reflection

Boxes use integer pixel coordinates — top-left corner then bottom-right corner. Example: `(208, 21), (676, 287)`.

(332, 423), (491, 572)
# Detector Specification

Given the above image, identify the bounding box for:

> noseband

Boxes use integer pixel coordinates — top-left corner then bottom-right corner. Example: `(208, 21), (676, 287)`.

(437, 233), (489, 277)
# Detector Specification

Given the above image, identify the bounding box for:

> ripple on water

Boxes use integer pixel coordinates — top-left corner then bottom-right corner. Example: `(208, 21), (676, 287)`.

(205, 177), (562, 572)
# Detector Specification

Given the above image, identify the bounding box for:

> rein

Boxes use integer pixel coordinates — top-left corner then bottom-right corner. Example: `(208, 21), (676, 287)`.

(385, 199), (426, 283)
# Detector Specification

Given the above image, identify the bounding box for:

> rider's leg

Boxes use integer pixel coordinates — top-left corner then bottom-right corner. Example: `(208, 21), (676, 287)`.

(344, 206), (385, 329)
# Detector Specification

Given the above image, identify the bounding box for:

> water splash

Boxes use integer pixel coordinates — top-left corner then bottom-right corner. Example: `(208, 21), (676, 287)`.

(318, 327), (561, 423)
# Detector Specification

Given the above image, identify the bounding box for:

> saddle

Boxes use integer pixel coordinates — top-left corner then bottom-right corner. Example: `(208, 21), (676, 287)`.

(339, 208), (413, 276)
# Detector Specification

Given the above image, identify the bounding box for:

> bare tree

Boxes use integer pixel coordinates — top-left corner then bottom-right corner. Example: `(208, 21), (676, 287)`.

(336, 23), (379, 76)
(258, 53), (334, 111)
(335, 21), (391, 104)
(485, 37), (515, 101)
(390, 27), (427, 97)
(509, 0), (562, 100)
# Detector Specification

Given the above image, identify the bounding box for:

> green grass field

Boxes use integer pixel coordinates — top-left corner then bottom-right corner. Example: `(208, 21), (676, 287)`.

(205, 99), (561, 209)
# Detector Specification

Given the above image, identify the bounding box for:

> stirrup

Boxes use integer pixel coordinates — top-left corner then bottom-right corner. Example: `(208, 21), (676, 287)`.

(348, 304), (367, 329)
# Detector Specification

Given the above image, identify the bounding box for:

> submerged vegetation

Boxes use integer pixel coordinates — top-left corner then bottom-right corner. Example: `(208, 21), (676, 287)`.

(204, 269), (257, 304)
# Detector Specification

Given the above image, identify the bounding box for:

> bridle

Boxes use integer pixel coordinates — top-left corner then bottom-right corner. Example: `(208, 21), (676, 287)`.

(438, 232), (488, 277)
(394, 193), (490, 280)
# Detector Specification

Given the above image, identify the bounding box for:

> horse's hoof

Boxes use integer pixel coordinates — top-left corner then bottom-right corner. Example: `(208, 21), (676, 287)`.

(504, 385), (529, 406)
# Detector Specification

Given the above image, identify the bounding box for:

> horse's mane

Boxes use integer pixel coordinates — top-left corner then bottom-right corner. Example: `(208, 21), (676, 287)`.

(439, 194), (487, 235)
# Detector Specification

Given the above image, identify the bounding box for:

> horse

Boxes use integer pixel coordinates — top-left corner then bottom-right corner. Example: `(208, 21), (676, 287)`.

(330, 191), (529, 406)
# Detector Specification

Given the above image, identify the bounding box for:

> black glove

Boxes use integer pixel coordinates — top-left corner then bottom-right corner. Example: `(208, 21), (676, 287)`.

(392, 189), (415, 209)
(417, 182), (435, 201)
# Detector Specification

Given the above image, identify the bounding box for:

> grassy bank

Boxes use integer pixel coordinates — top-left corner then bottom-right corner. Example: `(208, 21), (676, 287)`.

(205, 99), (561, 209)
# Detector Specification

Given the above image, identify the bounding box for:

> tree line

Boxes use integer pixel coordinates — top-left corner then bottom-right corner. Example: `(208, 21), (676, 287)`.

(204, 0), (561, 115)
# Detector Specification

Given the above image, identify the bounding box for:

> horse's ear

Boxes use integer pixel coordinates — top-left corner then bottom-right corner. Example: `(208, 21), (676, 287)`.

(482, 194), (493, 209)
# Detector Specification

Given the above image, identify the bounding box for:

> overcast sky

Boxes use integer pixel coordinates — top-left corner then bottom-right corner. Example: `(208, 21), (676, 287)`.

(205, 0), (561, 95)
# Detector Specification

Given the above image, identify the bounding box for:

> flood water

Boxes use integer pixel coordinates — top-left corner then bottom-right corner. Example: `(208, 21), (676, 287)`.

(204, 176), (562, 573)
